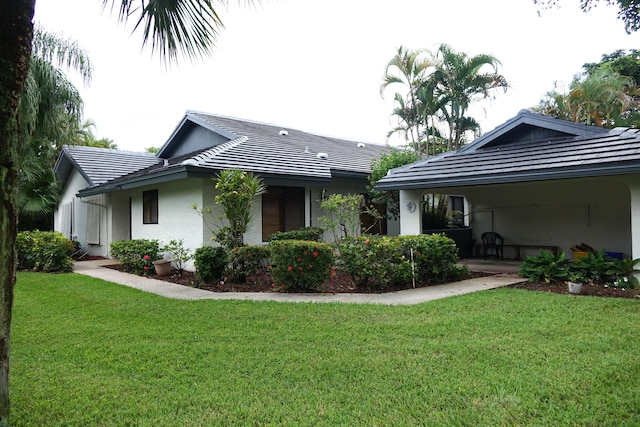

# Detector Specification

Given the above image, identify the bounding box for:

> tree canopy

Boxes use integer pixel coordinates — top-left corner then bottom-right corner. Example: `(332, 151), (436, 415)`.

(381, 44), (508, 157)
(533, 50), (640, 128)
(533, 0), (640, 33)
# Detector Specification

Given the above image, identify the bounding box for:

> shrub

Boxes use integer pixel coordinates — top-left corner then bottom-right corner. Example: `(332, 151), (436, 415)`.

(194, 246), (228, 284)
(519, 250), (571, 283)
(337, 234), (461, 291)
(16, 230), (74, 272)
(161, 239), (193, 276)
(606, 257), (640, 288)
(268, 227), (324, 242)
(230, 245), (271, 278)
(270, 240), (334, 291)
(398, 234), (460, 283)
(570, 249), (616, 283)
(110, 239), (161, 276)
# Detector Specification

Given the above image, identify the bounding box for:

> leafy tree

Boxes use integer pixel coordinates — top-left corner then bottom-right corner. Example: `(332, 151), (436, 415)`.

(1, 1), (242, 423)
(582, 49), (640, 83)
(75, 119), (118, 149)
(534, 65), (640, 127)
(367, 147), (419, 219)
(212, 169), (265, 250)
(533, 0), (640, 33)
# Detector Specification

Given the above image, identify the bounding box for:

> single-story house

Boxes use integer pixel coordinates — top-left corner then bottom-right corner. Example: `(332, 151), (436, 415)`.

(375, 109), (640, 260)
(54, 111), (393, 259)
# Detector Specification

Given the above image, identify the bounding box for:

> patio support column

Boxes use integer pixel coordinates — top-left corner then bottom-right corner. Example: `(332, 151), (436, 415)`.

(627, 178), (640, 261)
(399, 189), (423, 236)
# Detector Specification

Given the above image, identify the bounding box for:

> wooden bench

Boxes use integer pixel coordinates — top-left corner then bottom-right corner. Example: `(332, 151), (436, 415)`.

(504, 244), (558, 260)
(474, 244), (558, 260)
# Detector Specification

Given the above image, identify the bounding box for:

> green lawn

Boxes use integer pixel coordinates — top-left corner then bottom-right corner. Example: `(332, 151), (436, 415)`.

(11, 272), (640, 426)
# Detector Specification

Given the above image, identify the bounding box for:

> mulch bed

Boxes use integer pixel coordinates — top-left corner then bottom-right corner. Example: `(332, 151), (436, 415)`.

(99, 263), (640, 299)
(512, 280), (640, 299)
(103, 263), (488, 294)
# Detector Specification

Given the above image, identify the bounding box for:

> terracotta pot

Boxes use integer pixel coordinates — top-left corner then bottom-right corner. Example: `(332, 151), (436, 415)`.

(152, 259), (172, 276)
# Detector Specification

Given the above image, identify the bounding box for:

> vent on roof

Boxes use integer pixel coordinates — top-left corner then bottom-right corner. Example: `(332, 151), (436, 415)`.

(163, 159), (169, 166)
(279, 130), (289, 136)
(304, 146), (310, 153)
(357, 142), (366, 148)
(317, 152), (328, 160)
(182, 159), (198, 166)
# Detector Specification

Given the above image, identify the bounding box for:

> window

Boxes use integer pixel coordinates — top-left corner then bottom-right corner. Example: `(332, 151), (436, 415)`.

(143, 189), (158, 224)
(86, 200), (101, 244)
(262, 186), (305, 241)
(450, 196), (465, 227)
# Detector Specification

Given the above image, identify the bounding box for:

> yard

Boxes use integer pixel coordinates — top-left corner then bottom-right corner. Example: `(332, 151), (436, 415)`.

(11, 272), (640, 426)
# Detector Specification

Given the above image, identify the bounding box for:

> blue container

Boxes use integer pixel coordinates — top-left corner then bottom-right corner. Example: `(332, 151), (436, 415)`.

(605, 251), (623, 260)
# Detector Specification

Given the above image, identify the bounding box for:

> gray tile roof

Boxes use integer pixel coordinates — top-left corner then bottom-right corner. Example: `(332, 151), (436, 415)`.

(68, 112), (389, 197)
(376, 110), (640, 191)
(171, 112), (389, 178)
(55, 145), (161, 186)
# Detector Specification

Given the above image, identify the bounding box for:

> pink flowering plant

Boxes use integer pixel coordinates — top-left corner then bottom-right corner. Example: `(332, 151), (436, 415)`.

(269, 240), (334, 291)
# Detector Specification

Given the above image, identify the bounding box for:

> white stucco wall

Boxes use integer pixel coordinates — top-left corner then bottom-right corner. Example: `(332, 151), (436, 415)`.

(130, 179), (205, 268)
(55, 170), (111, 257)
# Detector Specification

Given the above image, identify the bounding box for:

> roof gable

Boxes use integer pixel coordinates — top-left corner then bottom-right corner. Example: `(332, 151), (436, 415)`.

(74, 111), (390, 197)
(55, 145), (161, 186)
(376, 111), (640, 191)
(459, 109), (608, 153)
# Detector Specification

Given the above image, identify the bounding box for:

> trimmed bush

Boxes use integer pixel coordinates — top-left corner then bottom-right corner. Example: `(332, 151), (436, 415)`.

(398, 234), (460, 283)
(16, 231), (74, 272)
(194, 246), (228, 284)
(230, 245), (271, 278)
(268, 227), (324, 242)
(337, 234), (461, 291)
(110, 239), (161, 276)
(270, 240), (334, 291)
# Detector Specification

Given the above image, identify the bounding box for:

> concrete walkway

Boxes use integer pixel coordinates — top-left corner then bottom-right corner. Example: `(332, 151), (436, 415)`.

(73, 259), (526, 306)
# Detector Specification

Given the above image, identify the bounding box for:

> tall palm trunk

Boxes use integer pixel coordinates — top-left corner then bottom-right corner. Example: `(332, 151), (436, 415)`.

(0, 1), (35, 425)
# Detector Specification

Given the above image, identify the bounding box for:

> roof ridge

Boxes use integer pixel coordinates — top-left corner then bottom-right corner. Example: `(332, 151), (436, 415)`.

(65, 144), (157, 157)
(188, 136), (248, 166)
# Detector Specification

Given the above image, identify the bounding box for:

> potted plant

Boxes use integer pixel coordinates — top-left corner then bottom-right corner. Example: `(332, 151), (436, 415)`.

(160, 239), (193, 277)
(567, 271), (586, 294)
(152, 258), (172, 276)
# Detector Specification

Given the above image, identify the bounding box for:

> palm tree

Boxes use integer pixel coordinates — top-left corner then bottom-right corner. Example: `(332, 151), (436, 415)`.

(534, 67), (640, 128)
(380, 46), (433, 157)
(430, 44), (509, 151)
(17, 26), (92, 228)
(1, 1), (240, 423)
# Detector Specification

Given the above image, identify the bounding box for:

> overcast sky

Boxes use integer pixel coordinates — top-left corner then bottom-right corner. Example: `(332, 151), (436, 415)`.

(34, 0), (640, 152)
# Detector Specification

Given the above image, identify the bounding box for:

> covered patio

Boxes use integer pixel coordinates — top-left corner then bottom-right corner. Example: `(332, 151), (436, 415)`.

(376, 110), (640, 261)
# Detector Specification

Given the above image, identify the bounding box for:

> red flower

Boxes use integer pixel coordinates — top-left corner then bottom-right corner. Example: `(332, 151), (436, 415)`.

(267, 265), (273, 270)
(143, 266), (149, 271)
(299, 267), (304, 271)
(303, 251), (308, 255)
(330, 269), (336, 276)
(297, 258), (302, 262)
(313, 251), (318, 257)
(143, 255), (150, 261)
(308, 264), (313, 269)
(247, 253), (251, 257)
(287, 266), (293, 271)
(364, 239), (370, 244)
(271, 283), (276, 287)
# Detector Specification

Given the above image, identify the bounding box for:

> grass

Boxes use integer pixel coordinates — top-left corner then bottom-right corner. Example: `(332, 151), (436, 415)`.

(11, 272), (640, 426)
